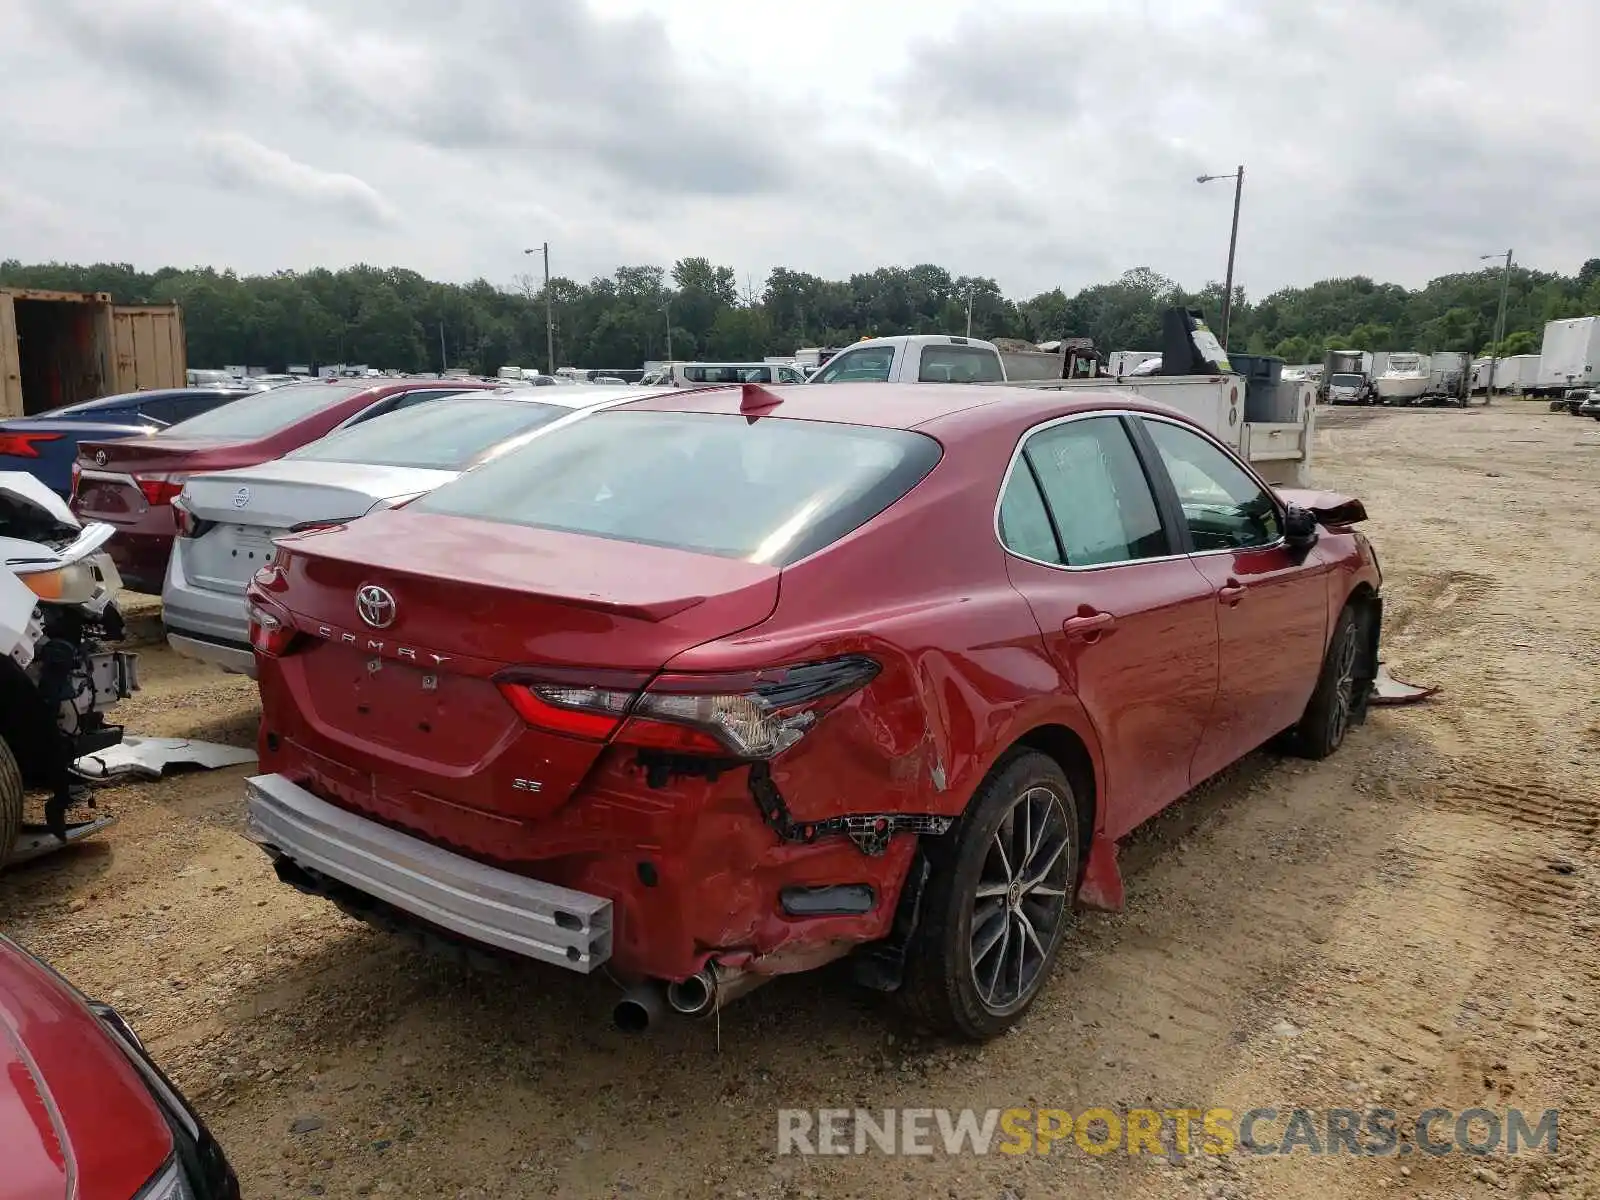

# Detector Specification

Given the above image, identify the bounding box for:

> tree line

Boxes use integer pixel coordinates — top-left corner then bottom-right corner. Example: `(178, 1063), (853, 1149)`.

(4, 255), (1598, 375)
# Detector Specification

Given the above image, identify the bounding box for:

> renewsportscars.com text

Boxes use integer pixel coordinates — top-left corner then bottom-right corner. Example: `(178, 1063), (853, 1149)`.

(776, 1106), (1559, 1158)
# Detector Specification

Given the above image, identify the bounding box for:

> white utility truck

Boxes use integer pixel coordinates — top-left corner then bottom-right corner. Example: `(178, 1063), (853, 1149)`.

(805, 318), (1316, 487)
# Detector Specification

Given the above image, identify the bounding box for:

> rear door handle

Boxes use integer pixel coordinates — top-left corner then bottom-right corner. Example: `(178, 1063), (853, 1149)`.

(1218, 581), (1247, 604)
(1062, 611), (1116, 639)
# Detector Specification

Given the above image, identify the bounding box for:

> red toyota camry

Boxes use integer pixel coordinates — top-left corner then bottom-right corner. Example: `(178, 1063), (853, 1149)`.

(243, 382), (1382, 1040)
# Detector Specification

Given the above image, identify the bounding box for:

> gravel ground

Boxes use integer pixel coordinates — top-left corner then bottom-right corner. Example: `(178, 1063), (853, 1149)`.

(2, 400), (1597, 1199)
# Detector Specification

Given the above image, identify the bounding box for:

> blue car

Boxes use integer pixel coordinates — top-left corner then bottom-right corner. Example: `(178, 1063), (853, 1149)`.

(0, 387), (251, 497)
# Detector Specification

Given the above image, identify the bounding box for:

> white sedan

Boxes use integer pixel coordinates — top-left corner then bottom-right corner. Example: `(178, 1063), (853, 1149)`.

(161, 385), (663, 676)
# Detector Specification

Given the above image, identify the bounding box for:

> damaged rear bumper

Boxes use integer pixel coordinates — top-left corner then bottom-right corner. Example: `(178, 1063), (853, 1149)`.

(243, 773), (614, 972)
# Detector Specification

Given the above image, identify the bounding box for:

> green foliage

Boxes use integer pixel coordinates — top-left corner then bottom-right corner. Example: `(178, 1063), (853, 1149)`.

(2, 255), (1594, 372)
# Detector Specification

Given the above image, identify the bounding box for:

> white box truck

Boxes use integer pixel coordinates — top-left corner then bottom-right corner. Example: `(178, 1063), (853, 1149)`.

(1491, 353), (1540, 394)
(1536, 316), (1600, 394)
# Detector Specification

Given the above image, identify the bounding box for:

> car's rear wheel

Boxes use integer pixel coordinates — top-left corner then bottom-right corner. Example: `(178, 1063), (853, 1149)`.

(899, 750), (1079, 1041)
(0, 737), (23, 872)
(1289, 605), (1366, 760)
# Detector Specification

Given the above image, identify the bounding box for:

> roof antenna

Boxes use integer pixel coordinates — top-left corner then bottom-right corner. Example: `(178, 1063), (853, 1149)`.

(739, 382), (784, 417)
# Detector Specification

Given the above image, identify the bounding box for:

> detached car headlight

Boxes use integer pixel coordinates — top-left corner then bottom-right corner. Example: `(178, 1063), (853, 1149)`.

(17, 560), (100, 604)
(135, 1157), (196, 1200)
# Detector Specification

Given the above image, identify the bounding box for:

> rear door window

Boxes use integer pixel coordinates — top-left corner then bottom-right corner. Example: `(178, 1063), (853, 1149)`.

(997, 467), (1063, 564)
(1016, 417), (1170, 566)
(413, 411), (941, 567)
(918, 345), (1004, 383)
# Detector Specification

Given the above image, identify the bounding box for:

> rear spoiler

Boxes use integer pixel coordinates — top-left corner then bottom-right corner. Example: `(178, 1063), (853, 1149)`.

(1275, 487), (1367, 527)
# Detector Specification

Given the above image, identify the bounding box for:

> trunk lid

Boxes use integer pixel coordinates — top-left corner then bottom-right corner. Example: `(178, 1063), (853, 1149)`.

(76, 434), (233, 474)
(73, 434), (237, 520)
(178, 460), (456, 596)
(265, 509), (780, 821)
(184, 459), (456, 528)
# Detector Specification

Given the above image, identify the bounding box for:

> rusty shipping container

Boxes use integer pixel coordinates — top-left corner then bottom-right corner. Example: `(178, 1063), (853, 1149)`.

(0, 287), (187, 419)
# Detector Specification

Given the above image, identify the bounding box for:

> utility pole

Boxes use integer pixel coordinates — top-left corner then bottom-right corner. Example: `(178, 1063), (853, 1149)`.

(965, 288), (974, 339)
(664, 296), (673, 362)
(438, 322), (446, 373)
(523, 244), (555, 375)
(1481, 249), (1513, 406)
(1197, 165), (1245, 350)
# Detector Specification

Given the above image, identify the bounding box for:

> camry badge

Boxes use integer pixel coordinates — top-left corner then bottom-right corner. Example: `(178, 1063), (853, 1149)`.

(356, 584), (396, 630)
(233, 486), (251, 509)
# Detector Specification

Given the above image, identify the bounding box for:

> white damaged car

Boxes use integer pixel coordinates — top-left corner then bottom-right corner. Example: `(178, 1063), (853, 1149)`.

(1, 473), (137, 868)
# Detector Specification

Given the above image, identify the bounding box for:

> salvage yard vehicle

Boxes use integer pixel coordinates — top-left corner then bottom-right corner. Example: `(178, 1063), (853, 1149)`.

(640, 361), (811, 386)
(240, 382), (1383, 1040)
(165, 385), (670, 676)
(811, 313), (1318, 487)
(0, 386), (252, 498)
(1, 474), (135, 869)
(0, 934), (240, 1199)
(71, 378), (496, 594)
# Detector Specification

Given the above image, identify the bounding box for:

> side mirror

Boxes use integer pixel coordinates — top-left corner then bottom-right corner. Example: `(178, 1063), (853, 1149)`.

(1284, 504), (1319, 553)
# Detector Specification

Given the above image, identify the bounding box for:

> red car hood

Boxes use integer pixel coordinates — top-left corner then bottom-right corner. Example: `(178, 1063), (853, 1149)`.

(0, 938), (171, 1200)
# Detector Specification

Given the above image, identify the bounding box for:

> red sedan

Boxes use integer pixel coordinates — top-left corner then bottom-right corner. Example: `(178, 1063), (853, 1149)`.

(0, 935), (239, 1200)
(71, 379), (495, 593)
(243, 383), (1382, 1040)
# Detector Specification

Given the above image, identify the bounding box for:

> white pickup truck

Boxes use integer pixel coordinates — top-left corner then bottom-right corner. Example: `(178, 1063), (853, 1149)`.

(807, 333), (1316, 487)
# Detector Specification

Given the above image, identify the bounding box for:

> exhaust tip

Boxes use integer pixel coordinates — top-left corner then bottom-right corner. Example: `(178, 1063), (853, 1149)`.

(612, 983), (664, 1033)
(665, 971), (715, 1017)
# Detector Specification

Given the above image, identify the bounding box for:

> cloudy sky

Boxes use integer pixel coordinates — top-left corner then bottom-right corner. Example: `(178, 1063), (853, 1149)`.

(2, 0), (1595, 300)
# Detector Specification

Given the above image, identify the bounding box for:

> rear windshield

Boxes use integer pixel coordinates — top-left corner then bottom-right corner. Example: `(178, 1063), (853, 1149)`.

(413, 411), (941, 566)
(160, 384), (362, 439)
(287, 398), (569, 470)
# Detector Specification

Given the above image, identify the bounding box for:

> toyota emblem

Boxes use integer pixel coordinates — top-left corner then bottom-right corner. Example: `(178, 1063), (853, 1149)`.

(356, 584), (396, 629)
(95, 449), (108, 466)
(233, 486), (251, 509)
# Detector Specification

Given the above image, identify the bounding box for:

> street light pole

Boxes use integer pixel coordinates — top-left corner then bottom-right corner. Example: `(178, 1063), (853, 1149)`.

(523, 244), (556, 375)
(664, 296), (673, 362)
(1197, 165), (1245, 351)
(965, 288), (974, 339)
(1481, 249), (1513, 406)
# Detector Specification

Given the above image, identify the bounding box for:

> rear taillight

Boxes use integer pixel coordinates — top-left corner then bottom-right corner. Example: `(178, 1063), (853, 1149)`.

(0, 432), (63, 458)
(495, 656), (880, 759)
(171, 495), (197, 537)
(247, 601), (300, 658)
(134, 473), (186, 506)
(70, 462), (82, 501)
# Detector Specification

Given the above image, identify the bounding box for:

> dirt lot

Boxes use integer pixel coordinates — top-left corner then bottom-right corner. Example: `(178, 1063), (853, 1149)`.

(3, 401), (1597, 1199)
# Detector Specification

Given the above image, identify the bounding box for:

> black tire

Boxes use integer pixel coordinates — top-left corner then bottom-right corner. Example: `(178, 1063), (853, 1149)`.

(0, 737), (22, 873)
(898, 750), (1079, 1041)
(1289, 606), (1366, 760)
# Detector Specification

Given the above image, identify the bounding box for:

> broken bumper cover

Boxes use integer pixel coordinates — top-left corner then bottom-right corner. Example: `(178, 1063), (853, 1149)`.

(243, 773), (613, 972)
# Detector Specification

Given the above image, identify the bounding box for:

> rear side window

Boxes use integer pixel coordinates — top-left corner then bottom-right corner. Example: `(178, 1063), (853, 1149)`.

(414, 411), (941, 566)
(918, 345), (1004, 383)
(997, 469), (1062, 564)
(288, 398), (570, 469)
(160, 385), (362, 439)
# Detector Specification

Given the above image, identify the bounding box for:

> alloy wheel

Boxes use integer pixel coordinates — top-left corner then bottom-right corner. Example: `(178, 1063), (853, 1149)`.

(1329, 622), (1361, 747)
(968, 786), (1072, 1013)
